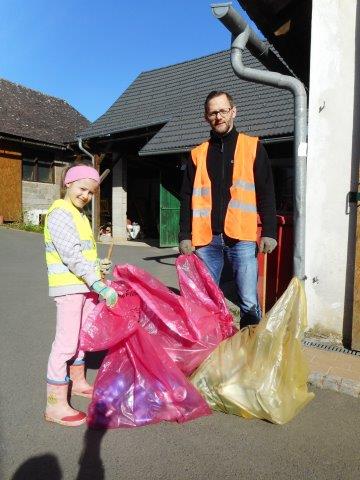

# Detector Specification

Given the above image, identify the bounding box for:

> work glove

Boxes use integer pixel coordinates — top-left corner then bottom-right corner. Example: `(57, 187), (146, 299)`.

(91, 280), (118, 307)
(179, 239), (193, 255)
(99, 258), (112, 275)
(259, 237), (277, 254)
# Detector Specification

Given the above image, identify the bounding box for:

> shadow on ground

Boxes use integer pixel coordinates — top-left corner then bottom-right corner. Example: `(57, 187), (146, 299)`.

(11, 454), (62, 480)
(11, 426), (109, 480)
(85, 350), (108, 370)
(142, 253), (178, 265)
(76, 427), (108, 480)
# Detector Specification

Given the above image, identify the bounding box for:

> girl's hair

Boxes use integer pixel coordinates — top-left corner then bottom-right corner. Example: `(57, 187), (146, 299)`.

(60, 159), (93, 198)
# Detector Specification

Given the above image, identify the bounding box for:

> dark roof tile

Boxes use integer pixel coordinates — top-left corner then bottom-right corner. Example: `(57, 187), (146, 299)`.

(80, 49), (294, 154)
(0, 79), (90, 145)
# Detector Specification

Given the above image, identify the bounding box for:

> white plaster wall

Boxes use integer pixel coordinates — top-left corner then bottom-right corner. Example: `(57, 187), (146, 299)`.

(305, 0), (357, 333)
(112, 155), (127, 240)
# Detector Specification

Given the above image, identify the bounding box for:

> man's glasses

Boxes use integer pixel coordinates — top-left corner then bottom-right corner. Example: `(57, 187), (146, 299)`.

(206, 107), (233, 119)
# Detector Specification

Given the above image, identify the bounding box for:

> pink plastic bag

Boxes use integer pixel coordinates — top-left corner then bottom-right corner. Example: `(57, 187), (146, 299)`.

(87, 327), (211, 429)
(113, 264), (224, 375)
(80, 288), (140, 351)
(176, 254), (237, 339)
(80, 289), (211, 428)
(79, 258), (236, 429)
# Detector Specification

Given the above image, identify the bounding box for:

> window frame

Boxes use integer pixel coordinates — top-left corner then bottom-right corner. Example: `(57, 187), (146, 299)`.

(22, 156), (55, 184)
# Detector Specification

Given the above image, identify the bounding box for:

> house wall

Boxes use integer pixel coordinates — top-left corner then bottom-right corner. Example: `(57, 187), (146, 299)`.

(305, 0), (360, 336)
(22, 181), (59, 212)
(111, 154), (127, 240)
(22, 164), (67, 216)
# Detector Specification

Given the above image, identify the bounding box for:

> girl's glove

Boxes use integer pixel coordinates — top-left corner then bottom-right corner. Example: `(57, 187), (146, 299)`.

(179, 239), (193, 255)
(99, 258), (112, 275)
(91, 280), (118, 307)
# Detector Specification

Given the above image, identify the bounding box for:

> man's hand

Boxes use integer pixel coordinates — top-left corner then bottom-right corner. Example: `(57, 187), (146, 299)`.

(259, 237), (277, 254)
(179, 239), (193, 255)
(91, 280), (118, 307)
(99, 258), (112, 275)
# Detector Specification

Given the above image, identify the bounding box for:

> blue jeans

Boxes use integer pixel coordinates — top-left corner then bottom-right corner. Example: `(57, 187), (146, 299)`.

(196, 234), (261, 327)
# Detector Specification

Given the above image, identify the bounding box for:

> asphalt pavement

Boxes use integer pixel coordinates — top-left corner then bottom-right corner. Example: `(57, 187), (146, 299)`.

(0, 227), (359, 480)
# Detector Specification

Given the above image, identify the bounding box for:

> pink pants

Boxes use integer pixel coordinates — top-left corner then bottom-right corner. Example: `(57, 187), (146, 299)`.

(47, 293), (97, 383)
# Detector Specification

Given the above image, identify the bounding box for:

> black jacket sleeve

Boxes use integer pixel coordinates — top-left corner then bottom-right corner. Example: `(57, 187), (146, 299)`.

(179, 153), (195, 242)
(254, 142), (277, 240)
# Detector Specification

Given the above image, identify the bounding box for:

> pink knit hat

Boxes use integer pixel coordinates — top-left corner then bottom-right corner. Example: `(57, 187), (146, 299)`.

(64, 165), (100, 185)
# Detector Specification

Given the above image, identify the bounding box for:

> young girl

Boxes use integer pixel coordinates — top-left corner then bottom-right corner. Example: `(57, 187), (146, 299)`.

(44, 163), (118, 427)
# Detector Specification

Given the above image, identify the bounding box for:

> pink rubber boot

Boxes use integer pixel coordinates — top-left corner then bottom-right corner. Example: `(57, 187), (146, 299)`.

(44, 383), (86, 427)
(69, 364), (93, 398)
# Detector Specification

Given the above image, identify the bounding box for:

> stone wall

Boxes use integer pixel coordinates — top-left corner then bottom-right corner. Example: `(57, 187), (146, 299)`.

(22, 164), (65, 219)
(111, 154), (127, 240)
(22, 181), (59, 212)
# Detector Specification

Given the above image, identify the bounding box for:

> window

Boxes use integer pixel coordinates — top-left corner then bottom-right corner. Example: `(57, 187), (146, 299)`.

(22, 158), (36, 181)
(22, 157), (54, 183)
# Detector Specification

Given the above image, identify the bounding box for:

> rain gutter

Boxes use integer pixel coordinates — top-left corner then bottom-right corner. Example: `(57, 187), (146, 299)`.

(0, 134), (67, 151)
(139, 147), (191, 157)
(212, 3), (308, 280)
(260, 136), (294, 145)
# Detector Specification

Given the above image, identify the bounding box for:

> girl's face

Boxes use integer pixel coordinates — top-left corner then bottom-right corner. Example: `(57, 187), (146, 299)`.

(64, 178), (99, 209)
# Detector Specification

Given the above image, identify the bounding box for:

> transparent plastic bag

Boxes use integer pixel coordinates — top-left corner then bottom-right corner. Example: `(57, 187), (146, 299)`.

(190, 277), (314, 424)
(176, 254), (237, 339)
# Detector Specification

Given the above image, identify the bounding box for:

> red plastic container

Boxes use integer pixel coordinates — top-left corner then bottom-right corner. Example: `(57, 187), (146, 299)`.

(257, 215), (293, 312)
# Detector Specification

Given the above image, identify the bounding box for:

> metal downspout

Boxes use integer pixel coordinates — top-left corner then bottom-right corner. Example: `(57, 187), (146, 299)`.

(77, 137), (96, 234)
(212, 3), (308, 280)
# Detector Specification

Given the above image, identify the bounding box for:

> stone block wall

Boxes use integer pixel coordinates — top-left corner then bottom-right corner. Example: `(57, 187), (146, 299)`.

(22, 181), (60, 213)
(111, 154), (127, 240)
(22, 163), (66, 218)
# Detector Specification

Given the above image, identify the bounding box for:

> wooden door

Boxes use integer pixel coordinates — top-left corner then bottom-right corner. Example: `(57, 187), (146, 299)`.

(159, 173), (180, 247)
(0, 151), (22, 221)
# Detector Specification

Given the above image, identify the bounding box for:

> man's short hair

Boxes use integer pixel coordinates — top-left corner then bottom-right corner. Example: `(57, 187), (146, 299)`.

(204, 91), (234, 111)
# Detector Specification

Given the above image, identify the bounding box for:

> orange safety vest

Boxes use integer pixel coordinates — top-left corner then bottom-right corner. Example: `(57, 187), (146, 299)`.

(190, 133), (258, 246)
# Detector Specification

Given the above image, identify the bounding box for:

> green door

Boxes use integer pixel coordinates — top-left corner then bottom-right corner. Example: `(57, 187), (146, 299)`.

(159, 173), (180, 247)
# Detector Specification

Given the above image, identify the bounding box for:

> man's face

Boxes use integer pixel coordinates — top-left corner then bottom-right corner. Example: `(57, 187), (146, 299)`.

(205, 94), (236, 136)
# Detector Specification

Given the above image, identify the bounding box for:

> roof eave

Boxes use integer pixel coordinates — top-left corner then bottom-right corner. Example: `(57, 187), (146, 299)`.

(0, 133), (68, 151)
(78, 118), (170, 142)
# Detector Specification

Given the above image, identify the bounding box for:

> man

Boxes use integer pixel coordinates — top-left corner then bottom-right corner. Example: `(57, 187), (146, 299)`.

(179, 90), (277, 327)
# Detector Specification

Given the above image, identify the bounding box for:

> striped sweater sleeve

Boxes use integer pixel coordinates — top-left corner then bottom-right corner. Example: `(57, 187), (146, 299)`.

(47, 208), (100, 287)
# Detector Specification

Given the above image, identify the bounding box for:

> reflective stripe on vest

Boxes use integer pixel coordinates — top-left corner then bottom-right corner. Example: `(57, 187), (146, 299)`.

(44, 199), (99, 288)
(190, 133), (258, 246)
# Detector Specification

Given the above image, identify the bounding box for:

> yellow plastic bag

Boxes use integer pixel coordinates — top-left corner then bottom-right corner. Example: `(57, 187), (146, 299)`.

(190, 277), (314, 424)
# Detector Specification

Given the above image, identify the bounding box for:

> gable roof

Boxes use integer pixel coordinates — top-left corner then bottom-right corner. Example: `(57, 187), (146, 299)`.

(0, 78), (90, 146)
(80, 49), (294, 156)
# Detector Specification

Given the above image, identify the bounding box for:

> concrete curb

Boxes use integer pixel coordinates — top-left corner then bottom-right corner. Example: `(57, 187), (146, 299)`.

(308, 372), (360, 398)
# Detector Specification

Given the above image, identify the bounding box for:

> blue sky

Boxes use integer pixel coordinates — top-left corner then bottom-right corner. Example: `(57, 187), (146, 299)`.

(1, 0), (262, 121)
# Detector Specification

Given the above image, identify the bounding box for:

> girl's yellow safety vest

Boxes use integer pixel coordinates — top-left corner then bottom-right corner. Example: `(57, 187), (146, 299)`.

(191, 133), (258, 246)
(44, 199), (99, 289)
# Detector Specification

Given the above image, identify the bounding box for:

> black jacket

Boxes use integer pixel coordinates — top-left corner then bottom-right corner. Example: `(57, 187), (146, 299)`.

(179, 127), (277, 242)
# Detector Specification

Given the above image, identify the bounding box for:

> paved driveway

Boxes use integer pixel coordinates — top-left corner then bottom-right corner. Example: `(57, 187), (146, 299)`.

(0, 228), (359, 480)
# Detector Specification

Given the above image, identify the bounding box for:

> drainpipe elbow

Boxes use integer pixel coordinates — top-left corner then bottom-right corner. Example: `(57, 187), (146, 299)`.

(231, 25), (250, 51)
(77, 137), (95, 165)
(230, 46), (268, 85)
